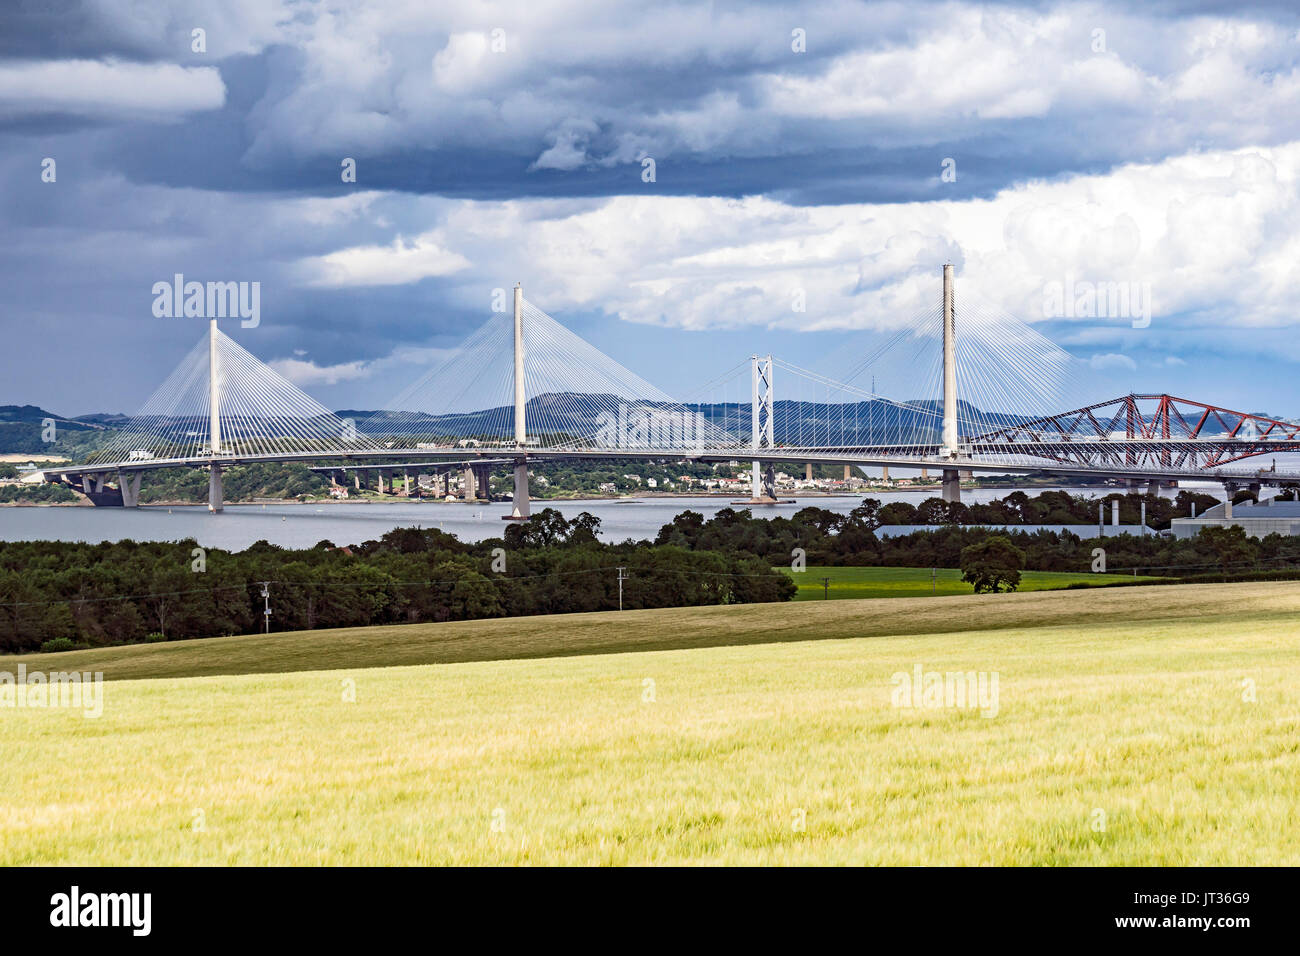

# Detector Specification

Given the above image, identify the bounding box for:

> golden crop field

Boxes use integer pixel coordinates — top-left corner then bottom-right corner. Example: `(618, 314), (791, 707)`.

(1, 581), (1297, 865)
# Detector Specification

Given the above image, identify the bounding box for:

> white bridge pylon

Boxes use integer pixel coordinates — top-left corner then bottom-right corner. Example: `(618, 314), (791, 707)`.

(87, 319), (382, 511)
(362, 284), (747, 517)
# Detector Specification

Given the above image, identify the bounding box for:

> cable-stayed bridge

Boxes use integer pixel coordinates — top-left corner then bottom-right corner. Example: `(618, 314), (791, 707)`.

(44, 267), (1300, 517)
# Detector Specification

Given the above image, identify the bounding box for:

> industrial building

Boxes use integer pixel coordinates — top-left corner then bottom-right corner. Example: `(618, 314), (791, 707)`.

(1170, 498), (1300, 539)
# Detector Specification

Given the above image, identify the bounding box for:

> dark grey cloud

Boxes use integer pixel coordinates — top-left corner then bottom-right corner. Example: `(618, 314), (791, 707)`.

(2, 0), (1300, 416)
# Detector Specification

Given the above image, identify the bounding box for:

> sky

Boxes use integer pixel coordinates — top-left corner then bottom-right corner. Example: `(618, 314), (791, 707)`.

(3, 0), (1300, 419)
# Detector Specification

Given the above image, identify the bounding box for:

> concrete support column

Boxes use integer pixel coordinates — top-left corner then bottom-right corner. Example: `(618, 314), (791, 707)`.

(1111, 499), (1119, 526)
(377, 472), (385, 495)
(843, 465), (852, 481)
(1224, 493), (1233, 520)
(117, 470), (141, 508)
(881, 465), (890, 481)
(921, 467), (929, 480)
(404, 472), (412, 496)
(208, 463), (223, 513)
(1145, 479), (1160, 497)
(805, 463), (813, 481)
(941, 468), (961, 503)
(461, 467), (476, 501)
(354, 474), (360, 490)
(507, 459), (530, 520)
(473, 464), (492, 500)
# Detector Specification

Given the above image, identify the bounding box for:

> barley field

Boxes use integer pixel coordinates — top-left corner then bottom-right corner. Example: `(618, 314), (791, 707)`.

(1, 582), (1297, 865)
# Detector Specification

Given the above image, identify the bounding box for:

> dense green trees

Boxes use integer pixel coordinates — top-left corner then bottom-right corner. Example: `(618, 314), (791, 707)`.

(0, 483), (78, 503)
(0, 509), (794, 652)
(650, 492), (1300, 579)
(960, 536), (1026, 593)
(136, 462), (328, 503)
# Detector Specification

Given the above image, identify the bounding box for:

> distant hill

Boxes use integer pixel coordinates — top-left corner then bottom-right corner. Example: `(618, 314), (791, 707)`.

(0, 405), (113, 429)
(343, 394), (1023, 446)
(0, 405), (111, 455)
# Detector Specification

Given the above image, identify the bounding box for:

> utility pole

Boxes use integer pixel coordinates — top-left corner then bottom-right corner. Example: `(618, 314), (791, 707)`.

(616, 567), (627, 610)
(260, 581), (271, 634)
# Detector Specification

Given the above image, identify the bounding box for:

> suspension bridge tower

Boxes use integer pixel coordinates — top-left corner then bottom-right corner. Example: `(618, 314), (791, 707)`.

(504, 282), (531, 520)
(208, 317), (224, 512)
(940, 263), (962, 504)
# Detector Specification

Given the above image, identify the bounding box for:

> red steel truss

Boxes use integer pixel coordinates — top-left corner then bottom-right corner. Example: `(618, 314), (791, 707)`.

(969, 394), (1300, 471)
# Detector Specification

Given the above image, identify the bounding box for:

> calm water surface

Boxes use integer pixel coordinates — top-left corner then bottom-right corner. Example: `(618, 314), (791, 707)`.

(0, 486), (1197, 550)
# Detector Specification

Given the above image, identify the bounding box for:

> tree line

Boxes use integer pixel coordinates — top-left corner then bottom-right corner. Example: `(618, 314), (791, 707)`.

(0, 509), (794, 653)
(654, 491), (1300, 576)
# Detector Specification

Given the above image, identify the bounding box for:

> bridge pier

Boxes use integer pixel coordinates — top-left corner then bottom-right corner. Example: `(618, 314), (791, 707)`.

(1223, 482), (1241, 519)
(208, 463), (223, 513)
(473, 464), (492, 501)
(117, 470), (141, 508)
(505, 459), (530, 520)
(461, 466), (476, 501)
(942, 468), (961, 503)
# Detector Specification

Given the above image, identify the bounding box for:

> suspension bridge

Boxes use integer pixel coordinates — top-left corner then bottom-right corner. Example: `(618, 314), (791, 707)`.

(43, 266), (1300, 517)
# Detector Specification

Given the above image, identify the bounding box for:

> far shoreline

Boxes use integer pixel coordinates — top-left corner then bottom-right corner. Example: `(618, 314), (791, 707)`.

(0, 480), (1136, 509)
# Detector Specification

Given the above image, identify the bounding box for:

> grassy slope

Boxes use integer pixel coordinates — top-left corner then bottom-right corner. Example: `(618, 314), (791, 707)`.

(7, 581), (1297, 682)
(2, 581), (1297, 865)
(788, 565), (1162, 600)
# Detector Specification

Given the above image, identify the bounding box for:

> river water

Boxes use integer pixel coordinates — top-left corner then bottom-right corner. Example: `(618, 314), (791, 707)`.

(0, 486), (1200, 550)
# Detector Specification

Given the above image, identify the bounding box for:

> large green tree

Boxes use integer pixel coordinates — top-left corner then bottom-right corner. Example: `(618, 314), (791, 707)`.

(959, 536), (1026, 594)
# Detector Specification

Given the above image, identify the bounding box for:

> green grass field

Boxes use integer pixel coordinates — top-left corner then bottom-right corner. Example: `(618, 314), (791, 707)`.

(1, 581), (1297, 865)
(788, 565), (1162, 600)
